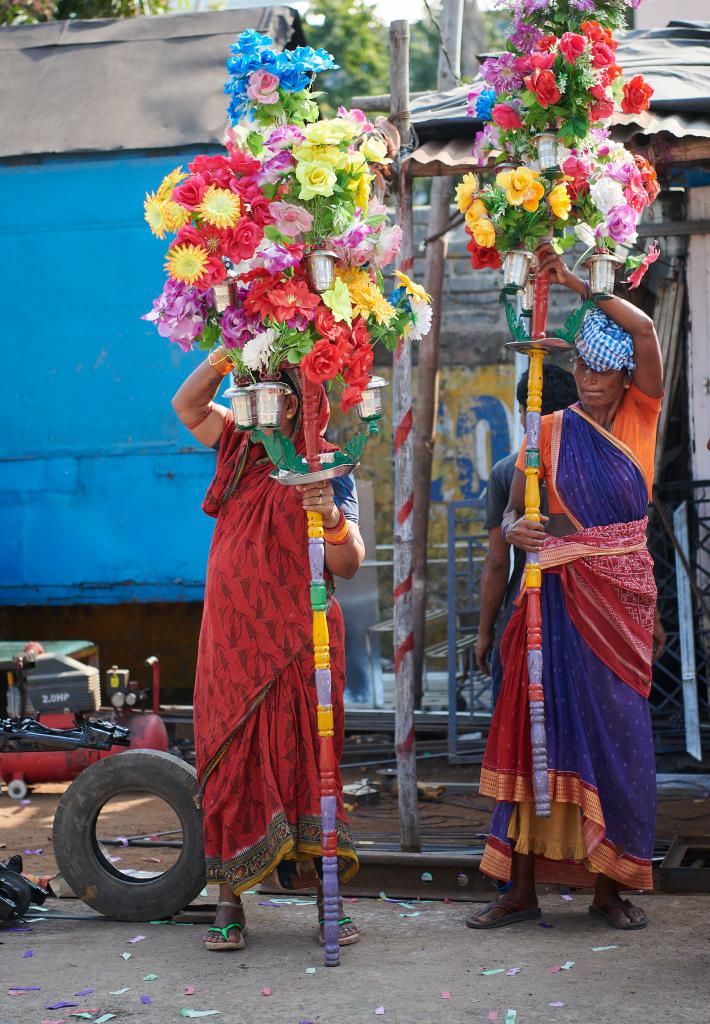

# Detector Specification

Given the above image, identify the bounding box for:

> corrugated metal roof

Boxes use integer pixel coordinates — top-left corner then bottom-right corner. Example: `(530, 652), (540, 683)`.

(0, 8), (304, 160)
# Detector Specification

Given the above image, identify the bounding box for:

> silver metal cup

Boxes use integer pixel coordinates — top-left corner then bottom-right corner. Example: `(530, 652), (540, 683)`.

(211, 279), (236, 313)
(355, 376), (388, 421)
(304, 250), (338, 294)
(503, 249), (533, 292)
(534, 132), (560, 172)
(584, 253), (622, 298)
(252, 381), (293, 428)
(521, 275), (536, 313)
(224, 385), (257, 430)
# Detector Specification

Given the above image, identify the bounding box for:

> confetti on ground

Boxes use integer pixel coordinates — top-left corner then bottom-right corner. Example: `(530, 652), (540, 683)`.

(68, 1013), (93, 1020)
(47, 1002), (79, 1010)
(128, 935), (146, 944)
(549, 1002), (565, 1008)
(482, 968), (505, 976)
(142, 857), (163, 864)
(548, 966), (562, 974)
(374, 1009), (385, 1016)
(488, 1013), (498, 1022)
(120, 953), (131, 961)
(560, 961), (575, 971)
(505, 1011), (517, 1024)
(24, 848), (43, 855)
(561, 895), (573, 901)
(305, 968), (316, 974)
(143, 973), (159, 981)
(141, 995), (152, 1005)
(260, 988), (272, 996)
(74, 989), (95, 997)
(400, 911), (421, 918)
(441, 991), (452, 999)
(8, 986), (41, 992)
(591, 945), (619, 951)
(108, 857), (121, 864)
(109, 988), (131, 995)
(179, 1011), (220, 1019)
(20, 798), (31, 806)
(185, 987), (196, 995)
(115, 836), (129, 847)
(95, 1016), (116, 1023)
(8, 926), (33, 932)
(22, 949), (34, 957)
(41, 1020), (66, 1024)
(506, 968), (521, 976)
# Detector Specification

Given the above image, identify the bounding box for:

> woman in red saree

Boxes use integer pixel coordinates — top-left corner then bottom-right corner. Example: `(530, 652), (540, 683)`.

(468, 247), (663, 932)
(172, 346), (364, 951)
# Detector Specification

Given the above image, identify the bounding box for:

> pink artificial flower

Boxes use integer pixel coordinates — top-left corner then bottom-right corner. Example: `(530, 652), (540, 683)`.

(606, 203), (638, 243)
(246, 70), (280, 105)
(529, 50), (556, 71)
(492, 103), (523, 130)
(371, 224), (403, 268)
(558, 32), (587, 64)
(265, 124), (305, 151)
(270, 201), (314, 238)
(258, 150), (295, 185)
(337, 106), (373, 132)
(624, 241), (660, 289)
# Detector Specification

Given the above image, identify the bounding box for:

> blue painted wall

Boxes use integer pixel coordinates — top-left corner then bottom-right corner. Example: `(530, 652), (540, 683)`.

(0, 150), (220, 605)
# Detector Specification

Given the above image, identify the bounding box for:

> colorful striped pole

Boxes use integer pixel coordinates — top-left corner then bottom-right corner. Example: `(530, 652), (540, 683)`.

(524, 264), (551, 817)
(301, 372), (341, 966)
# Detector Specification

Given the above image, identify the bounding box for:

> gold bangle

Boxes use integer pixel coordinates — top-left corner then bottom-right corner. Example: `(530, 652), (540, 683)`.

(208, 348), (233, 377)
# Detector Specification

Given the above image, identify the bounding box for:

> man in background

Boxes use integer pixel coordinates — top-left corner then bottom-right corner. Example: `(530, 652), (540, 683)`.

(476, 365), (578, 707)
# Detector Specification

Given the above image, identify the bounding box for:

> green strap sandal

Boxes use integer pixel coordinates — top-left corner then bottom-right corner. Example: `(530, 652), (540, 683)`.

(204, 901), (247, 951)
(317, 915), (362, 947)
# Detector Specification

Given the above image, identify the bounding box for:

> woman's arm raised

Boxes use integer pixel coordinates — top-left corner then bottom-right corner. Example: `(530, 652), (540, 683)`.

(171, 347), (231, 449)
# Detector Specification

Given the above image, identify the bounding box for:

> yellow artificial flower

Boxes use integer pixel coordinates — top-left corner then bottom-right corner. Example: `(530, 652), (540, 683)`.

(359, 137), (389, 164)
(471, 218), (496, 248)
(344, 151), (369, 176)
(355, 282), (397, 325)
(353, 172), (373, 211)
(454, 172), (480, 214)
(523, 179), (545, 213)
(144, 192), (170, 239)
(164, 243), (209, 284)
(549, 182), (572, 220)
(393, 270), (431, 305)
(303, 118), (358, 146)
(292, 143), (348, 169)
(464, 199), (488, 229)
(322, 278), (353, 324)
(295, 161), (338, 201)
(497, 167), (544, 209)
(337, 267), (371, 293)
(156, 166), (188, 203)
(197, 186), (241, 229)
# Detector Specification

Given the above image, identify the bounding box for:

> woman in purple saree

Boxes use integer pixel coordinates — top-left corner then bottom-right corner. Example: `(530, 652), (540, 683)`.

(469, 247), (664, 931)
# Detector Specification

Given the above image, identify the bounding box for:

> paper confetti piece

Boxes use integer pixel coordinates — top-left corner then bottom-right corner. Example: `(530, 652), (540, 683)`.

(24, 848), (43, 855)
(20, 798), (31, 806)
(260, 988), (272, 996)
(506, 968), (521, 976)
(8, 926), (33, 932)
(95, 1017), (116, 1023)
(488, 1014), (498, 1022)
(560, 961), (575, 970)
(74, 989), (95, 997)
(47, 1002), (79, 1010)
(482, 968), (505, 976)
(41, 1020), (66, 1024)
(108, 856), (121, 863)
(142, 857), (163, 864)
(505, 1012), (517, 1024)
(549, 1002), (565, 1008)
(179, 1012), (220, 1019)
(68, 1014), (93, 1020)
(143, 973), (159, 981)
(374, 1009), (385, 1016)
(8, 991), (28, 997)
(141, 995), (152, 1005)
(441, 991), (452, 999)
(121, 952), (131, 961)
(185, 986), (196, 995)
(115, 836), (129, 846)
(400, 911), (421, 918)
(110, 988), (131, 995)
(548, 966), (562, 974)
(538, 920), (554, 928)
(561, 894), (573, 901)
(591, 945), (619, 951)
(22, 949), (34, 957)
(8, 986), (41, 992)
(305, 968), (316, 975)
(128, 935), (146, 944)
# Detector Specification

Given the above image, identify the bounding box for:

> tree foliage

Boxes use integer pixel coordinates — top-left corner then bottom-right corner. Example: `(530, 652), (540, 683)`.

(1, 0), (168, 26)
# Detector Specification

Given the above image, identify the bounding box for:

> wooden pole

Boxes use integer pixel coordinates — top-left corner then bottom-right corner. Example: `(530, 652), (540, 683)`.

(389, 18), (421, 852)
(411, 0), (467, 707)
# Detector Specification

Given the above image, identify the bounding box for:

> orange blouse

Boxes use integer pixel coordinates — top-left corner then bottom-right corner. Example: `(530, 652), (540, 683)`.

(515, 383), (663, 514)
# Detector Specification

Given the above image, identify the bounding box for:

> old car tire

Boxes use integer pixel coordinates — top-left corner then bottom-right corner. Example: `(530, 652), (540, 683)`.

(53, 750), (205, 922)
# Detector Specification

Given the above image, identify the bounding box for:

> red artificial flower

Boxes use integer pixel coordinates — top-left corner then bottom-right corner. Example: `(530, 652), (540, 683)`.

(265, 279), (321, 325)
(466, 236), (502, 270)
(341, 378), (370, 413)
(301, 339), (343, 384)
(580, 21), (617, 49)
(243, 271), (282, 319)
(513, 55), (532, 74)
(175, 225), (204, 249)
(589, 84), (614, 122)
(172, 174), (208, 210)
(537, 34), (558, 52)
(598, 63), (623, 88)
(529, 50), (556, 71)
(227, 147), (262, 178)
(313, 306), (342, 341)
(524, 69), (561, 109)
(351, 316), (371, 348)
(621, 75), (654, 115)
(221, 218), (264, 263)
(635, 154), (660, 203)
(624, 241), (660, 290)
(195, 255), (227, 290)
(492, 103), (523, 130)
(345, 344), (374, 383)
(590, 41), (616, 68)
(558, 32), (586, 64)
(188, 154), (232, 186)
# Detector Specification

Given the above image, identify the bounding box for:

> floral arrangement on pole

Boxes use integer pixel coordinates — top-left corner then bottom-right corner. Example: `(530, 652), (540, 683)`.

(460, 0), (660, 292)
(142, 30), (430, 416)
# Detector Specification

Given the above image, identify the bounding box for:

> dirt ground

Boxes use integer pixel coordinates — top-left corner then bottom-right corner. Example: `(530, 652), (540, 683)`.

(2, 781), (710, 1023)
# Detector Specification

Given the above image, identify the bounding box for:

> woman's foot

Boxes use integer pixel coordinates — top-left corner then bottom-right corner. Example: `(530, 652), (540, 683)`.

(316, 896), (361, 946)
(466, 894), (540, 929)
(204, 892), (247, 950)
(591, 876), (648, 930)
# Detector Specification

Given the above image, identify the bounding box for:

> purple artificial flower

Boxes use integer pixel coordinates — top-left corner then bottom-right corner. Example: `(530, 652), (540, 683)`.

(331, 221), (373, 250)
(259, 243), (303, 273)
(471, 123), (502, 165)
(141, 279), (209, 350)
(606, 204), (638, 243)
(569, 0), (596, 10)
(520, 0), (548, 12)
(509, 18), (544, 52)
(265, 123), (305, 151)
(220, 306), (259, 349)
(481, 52), (524, 93)
(602, 160), (635, 184)
(258, 150), (295, 184)
(627, 0), (644, 9)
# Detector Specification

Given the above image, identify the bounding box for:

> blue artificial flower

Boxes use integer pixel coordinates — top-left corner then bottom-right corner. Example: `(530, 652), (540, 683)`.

(289, 45), (339, 73)
(278, 66), (312, 94)
(476, 88), (497, 122)
(231, 30), (272, 55)
(389, 286), (407, 306)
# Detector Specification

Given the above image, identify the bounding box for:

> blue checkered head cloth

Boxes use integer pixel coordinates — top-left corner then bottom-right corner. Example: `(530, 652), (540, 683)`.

(576, 307), (635, 373)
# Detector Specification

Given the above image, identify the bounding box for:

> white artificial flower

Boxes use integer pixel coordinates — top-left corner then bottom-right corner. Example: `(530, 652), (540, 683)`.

(404, 298), (433, 341)
(589, 177), (625, 216)
(241, 328), (277, 372)
(574, 222), (597, 247)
